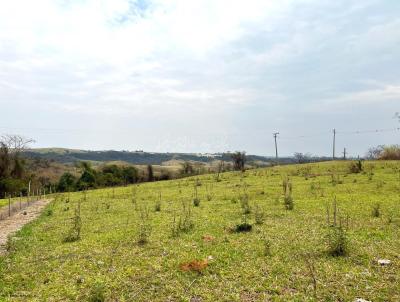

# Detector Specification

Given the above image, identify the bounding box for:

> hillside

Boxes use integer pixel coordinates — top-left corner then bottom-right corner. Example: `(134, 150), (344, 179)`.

(0, 161), (399, 301)
(23, 148), (278, 166)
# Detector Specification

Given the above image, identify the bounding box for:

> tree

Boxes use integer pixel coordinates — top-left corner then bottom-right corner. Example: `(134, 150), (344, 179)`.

(0, 135), (34, 196)
(57, 172), (77, 192)
(294, 152), (312, 164)
(0, 142), (11, 179)
(231, 151), (246, 171)
(147, 164), (154, 182)
(122, 166), (138, 184)
(366, 145), (384, 159)
(76, 161), (97, 190)
(181, 161), (194, 175)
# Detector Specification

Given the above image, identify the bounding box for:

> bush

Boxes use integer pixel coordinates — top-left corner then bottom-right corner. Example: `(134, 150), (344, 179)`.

(63, 201), (81, 243)
(326, 226), (348, 257)
(193, 198), (200, 207)
(379, 145), (400, 160)
(283, 177), (294, 210)
(234, 222), (252, 233)
(349, 160), (363, 174)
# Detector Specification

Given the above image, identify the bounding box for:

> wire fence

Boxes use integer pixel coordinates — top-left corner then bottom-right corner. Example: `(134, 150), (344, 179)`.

(0, 195), (43, 221)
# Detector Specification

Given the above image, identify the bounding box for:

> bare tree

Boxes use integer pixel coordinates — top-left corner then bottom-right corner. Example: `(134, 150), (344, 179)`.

(0, 134), (35, 156)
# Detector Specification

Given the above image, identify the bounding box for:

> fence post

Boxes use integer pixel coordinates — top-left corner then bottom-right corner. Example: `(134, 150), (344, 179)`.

(8, 195), (11, 217)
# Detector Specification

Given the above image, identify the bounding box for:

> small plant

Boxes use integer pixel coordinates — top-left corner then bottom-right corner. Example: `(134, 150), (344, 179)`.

(206, 184), (214, 201)
(326, 225), (348, 257)
(171, 200), (194, 237)
(193, 185), (200, 207)
(239, 192), (251, 214)
(45, 208), (53, 216)
(283, 177), (294, 210)
(88, 282), (105, 302)
(193, 198), (200, 207)
(349, 160), (363, 174)
(234, 222), (252, 233)
(263, 238), (272, 256)
(234, 214), (252, 233)
(155, 192), (161, 212)
(254, 204), (265, 225)
(137, 206), (152, 245)
(154, 200), (161, 212)
(371, 203), (380, 218)
(63, 200), (82, 243)
(325, 199), (350, 256)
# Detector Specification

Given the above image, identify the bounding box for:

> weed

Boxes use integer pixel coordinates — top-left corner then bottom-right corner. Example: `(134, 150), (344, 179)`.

(171, 200), (194, 237)
(371, 203), (381, 218)
(88, 282), (105, 302)
(254, 204), (265, 225)
(263, 238), (272, 256)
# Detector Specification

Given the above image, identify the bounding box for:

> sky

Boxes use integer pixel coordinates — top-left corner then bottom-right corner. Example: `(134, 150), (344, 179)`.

(0, 0), (399, 157)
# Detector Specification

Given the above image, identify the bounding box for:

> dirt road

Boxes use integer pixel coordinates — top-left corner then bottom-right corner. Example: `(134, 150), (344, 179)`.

(0, 200), (50, 255)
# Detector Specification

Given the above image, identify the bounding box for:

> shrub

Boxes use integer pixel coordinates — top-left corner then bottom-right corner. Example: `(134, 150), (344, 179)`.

(234, 214), (252, 233)
(63, 201), (82, 243)
(349, 160), (363, 174)
(193, 198), (200, 207)
(234, 222), (252, 233)
(378, 145), (400, 160)
(283, 177), (294, 210)
(326, 226), (348, 257)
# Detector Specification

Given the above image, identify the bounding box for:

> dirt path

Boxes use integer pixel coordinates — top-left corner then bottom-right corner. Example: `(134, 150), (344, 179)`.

(0, 200), (50, 256)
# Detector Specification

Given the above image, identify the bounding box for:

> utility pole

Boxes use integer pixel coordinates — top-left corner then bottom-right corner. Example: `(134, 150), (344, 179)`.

(273, 132), (279, 164)
(343, 148), (347, 160)
(332, 129), (336, 160)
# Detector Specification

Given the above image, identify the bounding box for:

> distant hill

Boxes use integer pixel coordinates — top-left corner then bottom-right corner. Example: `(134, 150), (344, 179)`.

(23, 148), (281, 166)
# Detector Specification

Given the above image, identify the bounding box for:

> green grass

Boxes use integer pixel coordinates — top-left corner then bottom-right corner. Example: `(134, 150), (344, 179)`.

(0, 161), (399, 301)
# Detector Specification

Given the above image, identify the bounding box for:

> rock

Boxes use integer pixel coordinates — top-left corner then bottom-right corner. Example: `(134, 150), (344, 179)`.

(378, 259), (391, 266)
(355, 299), (371, 302)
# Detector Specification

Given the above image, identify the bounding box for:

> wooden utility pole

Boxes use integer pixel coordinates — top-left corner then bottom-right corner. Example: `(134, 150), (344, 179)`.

(343, 148), (347, 160)
(332, 129), (336, 160)
(273, 132), (279, 164)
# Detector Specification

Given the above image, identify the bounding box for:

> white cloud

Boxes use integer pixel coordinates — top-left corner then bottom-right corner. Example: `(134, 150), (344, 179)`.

(0, 0), (399, 154)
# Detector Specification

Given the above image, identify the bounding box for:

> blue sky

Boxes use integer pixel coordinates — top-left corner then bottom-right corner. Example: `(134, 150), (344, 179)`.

(0, 0), (399, 156)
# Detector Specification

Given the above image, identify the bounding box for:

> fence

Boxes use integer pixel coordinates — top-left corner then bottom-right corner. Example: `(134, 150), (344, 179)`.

(0, 195), (42, 221)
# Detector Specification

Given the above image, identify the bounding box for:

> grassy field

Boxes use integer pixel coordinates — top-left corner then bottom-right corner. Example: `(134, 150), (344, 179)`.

(0, 161), (399, 301)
